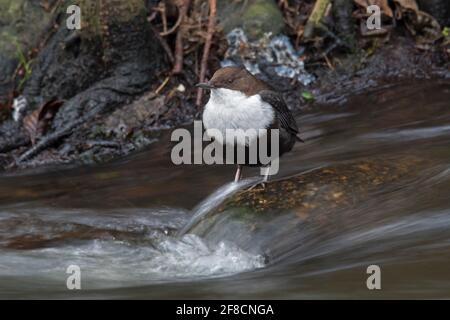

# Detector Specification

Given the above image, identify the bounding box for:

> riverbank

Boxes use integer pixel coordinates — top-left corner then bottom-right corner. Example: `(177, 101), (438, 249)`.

(0, 1), (448, 172)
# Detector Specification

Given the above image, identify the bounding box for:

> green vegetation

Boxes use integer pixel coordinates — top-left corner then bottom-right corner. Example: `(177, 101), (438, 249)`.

(15, 42), (32, 91)
(301, 91), (315, 102)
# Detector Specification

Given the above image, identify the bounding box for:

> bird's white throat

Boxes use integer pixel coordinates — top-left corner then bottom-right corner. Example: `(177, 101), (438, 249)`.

(202, 88), (275, 145)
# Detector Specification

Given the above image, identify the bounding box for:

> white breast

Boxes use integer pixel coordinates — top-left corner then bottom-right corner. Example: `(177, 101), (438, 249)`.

(202, 88), (275, 145)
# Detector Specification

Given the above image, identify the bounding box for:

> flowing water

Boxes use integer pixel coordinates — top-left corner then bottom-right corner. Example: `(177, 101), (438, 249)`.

(0, 80), (449, 299)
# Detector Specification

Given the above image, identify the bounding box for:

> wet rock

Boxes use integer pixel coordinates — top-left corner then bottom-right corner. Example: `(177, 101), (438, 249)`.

(228, 158), (422, 213)
(190, 156), (426, 235)
(0, 216), (148, 250)
(0, 119), (29, 153)
(52, 92), (168, 166)
(311, 35), (450, 107)
(217, 0), (285, 41)
(24, 0), (163, 104)
(103, 92), (167, 139)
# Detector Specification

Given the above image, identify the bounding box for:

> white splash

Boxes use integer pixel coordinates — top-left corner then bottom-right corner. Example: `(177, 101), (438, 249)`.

(0, 234), (264, 288)
(0, 207), (264, 289)
(177, 177), (260, 236)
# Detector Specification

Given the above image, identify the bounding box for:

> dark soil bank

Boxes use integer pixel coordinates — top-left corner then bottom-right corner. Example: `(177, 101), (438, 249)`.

(0, 0), (168, 169)
(0, 0), (449, 171)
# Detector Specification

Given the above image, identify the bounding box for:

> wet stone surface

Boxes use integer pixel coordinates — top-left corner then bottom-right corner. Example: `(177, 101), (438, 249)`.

(222, 157), (425, 215)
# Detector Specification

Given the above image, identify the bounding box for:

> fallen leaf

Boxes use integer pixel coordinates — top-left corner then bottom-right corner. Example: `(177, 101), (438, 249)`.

(23, 99), (64, 145)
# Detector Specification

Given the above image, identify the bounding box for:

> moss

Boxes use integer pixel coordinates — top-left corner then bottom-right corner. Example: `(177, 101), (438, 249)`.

(221, 157), (425, 215)
(0, 0), (54, 95)
(242, 0), (284, 39)
(77, 0), (146, 38)
(0, 0), (51, 55)
(0, 0), (20, 22)
(218, 0), (284, 40)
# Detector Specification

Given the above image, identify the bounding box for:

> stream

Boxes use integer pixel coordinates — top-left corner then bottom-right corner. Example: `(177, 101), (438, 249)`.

(0, 80), (449, 299)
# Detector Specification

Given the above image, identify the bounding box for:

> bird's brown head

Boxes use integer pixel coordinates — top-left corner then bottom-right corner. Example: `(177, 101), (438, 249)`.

(196, 66), (268, 96)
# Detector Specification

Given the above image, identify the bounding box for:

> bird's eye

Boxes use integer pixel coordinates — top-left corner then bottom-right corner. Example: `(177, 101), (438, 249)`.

(228, 78), (233, 83)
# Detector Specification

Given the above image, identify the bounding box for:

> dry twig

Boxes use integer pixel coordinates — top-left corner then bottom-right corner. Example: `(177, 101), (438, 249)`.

(172, 0), (191, 74)
(196, 0), (217, 107)
(150, 25), (175, 63)
(155, 76), (171, 95)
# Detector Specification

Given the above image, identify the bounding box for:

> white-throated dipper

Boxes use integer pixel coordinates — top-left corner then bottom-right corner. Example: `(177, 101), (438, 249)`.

(196, 66), (302, 183)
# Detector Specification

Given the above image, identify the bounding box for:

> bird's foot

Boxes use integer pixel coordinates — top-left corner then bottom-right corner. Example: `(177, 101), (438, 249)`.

(247, 181), (267, 191)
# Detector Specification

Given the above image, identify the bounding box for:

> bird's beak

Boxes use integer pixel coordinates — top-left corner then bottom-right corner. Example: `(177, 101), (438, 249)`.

(195, 82), (215, 90)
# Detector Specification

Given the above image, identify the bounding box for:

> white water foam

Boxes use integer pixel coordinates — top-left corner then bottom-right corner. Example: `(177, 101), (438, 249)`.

(177, 177), (261, 236)
(0, 179), (266, 289)
(0, 228), (264, 288)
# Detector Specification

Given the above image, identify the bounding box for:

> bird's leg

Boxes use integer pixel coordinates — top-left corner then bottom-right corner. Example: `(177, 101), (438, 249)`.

(234, 165), (243, 182)
(261, 166), (271, 188)
(263, 166), (270, 182)
(247, 166), (270, 191)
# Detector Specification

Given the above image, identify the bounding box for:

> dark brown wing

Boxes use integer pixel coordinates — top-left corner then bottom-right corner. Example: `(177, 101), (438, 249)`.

(259, 90), (303, 141)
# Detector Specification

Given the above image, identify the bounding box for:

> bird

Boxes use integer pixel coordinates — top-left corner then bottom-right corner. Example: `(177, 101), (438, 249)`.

(196, 66), (302, 183)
